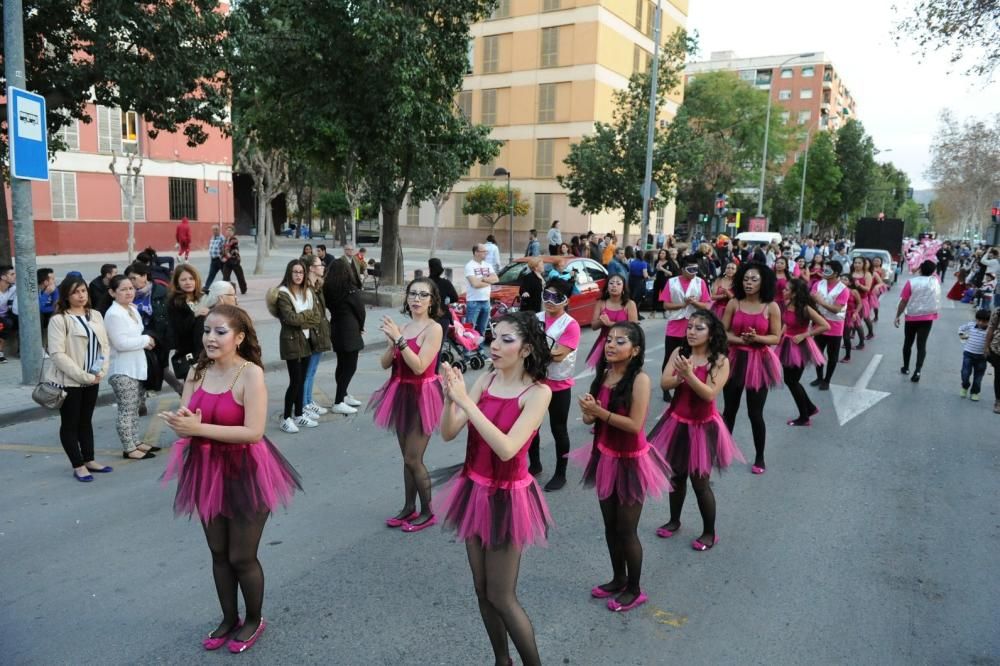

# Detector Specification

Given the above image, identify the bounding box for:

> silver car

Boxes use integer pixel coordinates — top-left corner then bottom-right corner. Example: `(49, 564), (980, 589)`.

(850, 248), (897, 286)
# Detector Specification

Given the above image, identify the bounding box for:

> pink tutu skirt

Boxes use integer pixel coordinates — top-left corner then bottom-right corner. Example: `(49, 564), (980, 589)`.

(567, 443), (672, 505)
(777, 335), (824, 368)
(729, 346), (782, 390)
(648, 412), (744, 477)
(436, 471), (554, 549)
(367, 376), (444, 437)
(163, 437), (302, 522)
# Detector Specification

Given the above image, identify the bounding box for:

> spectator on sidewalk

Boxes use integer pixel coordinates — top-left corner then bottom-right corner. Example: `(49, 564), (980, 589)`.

(324, 257), (366, 415)
(957, 309), (991, 401)
(276, 259), (321, 433)
(105, 275), (159, 461)
(48, 275), (111, 481)
(526, 229), (541, 257)
(167, 264), (208, 384)
(127, 262), (178, 396)
(355, 247), (369, 279)
(339, 243), (364, 290)
(301, 253), (332, 420)
(203, 226), (224, 291)
(547, 220), (562, 255)
(221, 225), (247, 295)
(607, 247), (629, 279)
(484, 234), (502, 273)
(0, 265), (16, 363)
(38, 268), (57, 343)
(204, 279), (239, 309)
(88, 264), (116, 315)
(138, 247), (173, 284)
(176, 217), (192, 263)
(317, 244), (335, 273)
(464, 244), (498, 343)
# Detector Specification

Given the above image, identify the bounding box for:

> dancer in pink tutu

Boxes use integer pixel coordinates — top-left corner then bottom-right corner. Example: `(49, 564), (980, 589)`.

(773, 256), (792, 312)
(721, 262), (781, 474)
(840, 274), (865, 364)
(710, 261), (737, 319)
(659, 254), (712, 402)
(649, 310), (743, 551)
(850, 256), (876, 340)
(160, 304), (301, 654)
(585, 274), (637, 368)
(368, 277), (444, 533)
(438, 311), (554, 666)
(778, 278), (829, 426)
(573, 322), (671, 612)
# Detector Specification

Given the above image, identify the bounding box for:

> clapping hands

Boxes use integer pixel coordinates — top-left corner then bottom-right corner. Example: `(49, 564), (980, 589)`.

(158, 405), (204, 437)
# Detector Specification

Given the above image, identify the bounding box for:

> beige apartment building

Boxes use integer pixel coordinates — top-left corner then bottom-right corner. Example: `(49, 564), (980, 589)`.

(399, 0), (689, 253)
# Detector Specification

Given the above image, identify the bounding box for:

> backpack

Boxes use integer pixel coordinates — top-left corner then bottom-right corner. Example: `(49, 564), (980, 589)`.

(266, 286), (281, 318)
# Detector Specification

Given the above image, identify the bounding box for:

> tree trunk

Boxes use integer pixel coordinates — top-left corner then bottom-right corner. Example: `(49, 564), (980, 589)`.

(305, 186), (314, 236)
(0, 185), (12, 265)
(429, 205), (442, 259)
(380, 203), (404, 285)
(253, 192), (269, 274)
(266, 203), (276, 252)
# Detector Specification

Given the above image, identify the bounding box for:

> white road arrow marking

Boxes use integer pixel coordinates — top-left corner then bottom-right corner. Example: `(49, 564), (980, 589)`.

(829, 353), (891, 426)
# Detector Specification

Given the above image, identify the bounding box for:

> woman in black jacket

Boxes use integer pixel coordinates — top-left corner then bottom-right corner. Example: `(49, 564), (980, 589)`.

(166, 265), (207, 381)
(518, 256), (545, 314)
(324, 258), (366, 415)
(428, 258), (458, 346)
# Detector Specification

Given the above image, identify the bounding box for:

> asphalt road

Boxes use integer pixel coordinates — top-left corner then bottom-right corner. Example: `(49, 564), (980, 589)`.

(1, 296), (998, 665)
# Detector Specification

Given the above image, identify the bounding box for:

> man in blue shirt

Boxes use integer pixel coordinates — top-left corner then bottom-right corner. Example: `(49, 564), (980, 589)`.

(37, 268), (57, 342)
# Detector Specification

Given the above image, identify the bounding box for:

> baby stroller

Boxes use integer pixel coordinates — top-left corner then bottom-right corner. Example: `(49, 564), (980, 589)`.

(440, 304), (488, 372)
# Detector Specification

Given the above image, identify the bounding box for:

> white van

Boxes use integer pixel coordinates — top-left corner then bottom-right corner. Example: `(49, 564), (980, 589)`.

(736, 231), (782, 246)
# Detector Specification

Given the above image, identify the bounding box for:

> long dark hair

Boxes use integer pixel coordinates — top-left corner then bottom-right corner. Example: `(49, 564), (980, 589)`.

(589, 322), (645, 415)
(491, 311), (552, 382)
(279, 259), (308, 298)
(679, 310), (728, 380)
(785, 278), (813, 325)
(600, 273), (631, 305)
(192, 304), (264, 382)
(732, 262), (776, 302)
(401, 277), (443, 319)
(55, 276), (90, 314)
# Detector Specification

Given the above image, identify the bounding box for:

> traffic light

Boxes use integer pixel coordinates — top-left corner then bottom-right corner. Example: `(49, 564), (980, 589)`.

(715, 193), (728, 217)
(992, 206), (999, 224)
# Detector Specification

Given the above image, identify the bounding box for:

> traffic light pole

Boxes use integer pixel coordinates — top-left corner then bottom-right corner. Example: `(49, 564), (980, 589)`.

(639, 0), (662, 251)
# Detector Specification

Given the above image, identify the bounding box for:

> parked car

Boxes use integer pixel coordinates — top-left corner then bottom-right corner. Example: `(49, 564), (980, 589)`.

(850, 248), (898, 286)
(460, 256), (608, 325)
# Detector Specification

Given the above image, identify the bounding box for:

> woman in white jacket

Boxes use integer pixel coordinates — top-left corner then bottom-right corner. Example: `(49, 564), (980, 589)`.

(105, 275), (159, 460)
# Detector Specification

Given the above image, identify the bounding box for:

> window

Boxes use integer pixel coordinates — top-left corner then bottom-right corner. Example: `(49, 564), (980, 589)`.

(800, 88), (814, 99)
(56, 119), (79, 151)
(823, 67), (833, 82)
(644, 1), (654, 36)
(479, 152), (498, 178)
(491, 0), (509, 19)
(781, 68), (793, 79)
(120, 176), (146, 221)
(169, 177), (198, 220)
(50, 171), (77, 220)
(482, 35), (499, 74)
(97, 105), (122, 153)
(453, 192), (468, 228)
(406, 200), (420, 226)
(755, 70), (772, 86)
(655, 207), (665, 234)
(801, 66), (815, 77)
(543, 0), (560, 10)
(466, 39), (474, 74)
(634, 0), (643, 29)
(778, 90), (791, 100)
(798, 110), (812, 125)
(458, 91), (472, 120)
(535, 139), (554, 178)
(481, 89), (497, 125)
(739, 70), (755, 82)
(538, 83), (557, 122)
(540, 27), (559, 68)
(121, 110), (139, 153)
(780, 111), (791, 124)
(534, 193), (551, 228)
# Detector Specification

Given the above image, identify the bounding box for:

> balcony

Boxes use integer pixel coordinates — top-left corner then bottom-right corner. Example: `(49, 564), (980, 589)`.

(823, 79), (832, 90)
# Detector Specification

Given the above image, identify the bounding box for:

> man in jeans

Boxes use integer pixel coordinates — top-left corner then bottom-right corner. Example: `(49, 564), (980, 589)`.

(464, 244), (497, 346)
(203, 225), (224, 291)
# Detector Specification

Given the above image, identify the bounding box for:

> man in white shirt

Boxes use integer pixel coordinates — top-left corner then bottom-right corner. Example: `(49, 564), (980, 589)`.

(484, 234), (502, 273)
(0, 265), (17, 363)
(464, 244), (498, 343)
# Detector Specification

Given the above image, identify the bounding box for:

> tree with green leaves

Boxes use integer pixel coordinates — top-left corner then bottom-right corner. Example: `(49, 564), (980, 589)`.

(832, 119), (876, 227)
(894, 0), (1000, 79)
(782, 130), (842, 235)
(462, 183), (530, 230)
(559, 29), (694, 245)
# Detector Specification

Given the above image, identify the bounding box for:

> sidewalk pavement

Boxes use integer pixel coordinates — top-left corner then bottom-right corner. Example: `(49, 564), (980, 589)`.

(1, 237), (480, 427)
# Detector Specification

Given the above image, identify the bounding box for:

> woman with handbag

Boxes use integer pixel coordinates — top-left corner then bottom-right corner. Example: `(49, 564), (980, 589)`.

(168, 265), (209, 383)
(47, 276), (112, 481)
(105, 275), (160, 461)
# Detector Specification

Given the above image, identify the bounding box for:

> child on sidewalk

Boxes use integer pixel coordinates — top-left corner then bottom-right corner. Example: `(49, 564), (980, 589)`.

(958, 309), (991, 401)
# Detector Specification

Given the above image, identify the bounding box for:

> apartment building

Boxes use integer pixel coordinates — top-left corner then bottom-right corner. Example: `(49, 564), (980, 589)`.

(400, 0), (690, 252)
(685, 51), (858, 166)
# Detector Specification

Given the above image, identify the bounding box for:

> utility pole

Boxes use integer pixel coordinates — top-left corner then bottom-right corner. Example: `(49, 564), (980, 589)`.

(4, 0), (44, 384)
(639, 0), (662, 252)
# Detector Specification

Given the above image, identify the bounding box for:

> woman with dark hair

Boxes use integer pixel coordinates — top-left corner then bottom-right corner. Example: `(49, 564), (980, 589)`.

(160, 304), (301, 654)
(627, 249), (649, 310)
(721, 263), (781, 474)
(658, 254), (711, 402)
(651, 249), (671, 317)
(48, 276), (112, 481)
(585, 274), (638, 367)
(839, 274), (865, 364)
(275, 259), (321, 433)
(368, 277), (444, 532)
(438, 311), (554, 666)
(518, 256), (545, 314)
(895, 260), (942, 382)
(810, 260), (851, 390)
(850, 256), (876, 340)
(428, 257), (459, 343)
(773, 256), (792, 312)
(710, 261), (737, 320)
(302, 254), (332, 419)
(778, 278), (829, 426)
(558, 242), (572, 257)
(649, 310), (742, 551)
(528, 277), (581, 491)
(573, 322), (671, 612)
(808, 254), (825, 288)
(324, 257), (366, 413)
(547, 220), (562, 256)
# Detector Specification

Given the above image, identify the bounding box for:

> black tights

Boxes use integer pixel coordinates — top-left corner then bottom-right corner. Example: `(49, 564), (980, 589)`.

(466, 539), (541, 666)
(902, 320), (933, 372)
(783, 364), (817, 422)
(722, 382), (768, 468)
(660, 335), (685, 401)
(395, 430), (433, 521)
(334, 351), (359, 404)
(202, 511), (269, 642)
(842, 322), (864, 358)
(528, 388), (572, 476)
(598, 498), (644, 603)
(664, 472), (715, 543)
(990, 353), (1000, 400)
(814, 335), (841, 383)
(284, 357), (309, 419)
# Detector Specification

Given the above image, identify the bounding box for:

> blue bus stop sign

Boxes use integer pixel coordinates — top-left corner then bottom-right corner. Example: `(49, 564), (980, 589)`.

(7, 86), (49, 181)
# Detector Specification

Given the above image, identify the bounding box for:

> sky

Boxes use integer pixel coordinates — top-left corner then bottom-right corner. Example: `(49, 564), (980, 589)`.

(685, 0), (999, 190)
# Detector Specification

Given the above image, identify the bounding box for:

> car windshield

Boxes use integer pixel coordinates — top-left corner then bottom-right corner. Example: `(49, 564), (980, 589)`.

(496, 262), (556, 285)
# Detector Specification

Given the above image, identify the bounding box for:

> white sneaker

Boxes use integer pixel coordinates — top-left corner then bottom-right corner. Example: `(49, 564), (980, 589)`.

(295, 415), (319, 428)
(344, 395), (362, 407)
(305, 402), (329, 415)
(332, 402), (358, 415)
(280, 417), (300, 434)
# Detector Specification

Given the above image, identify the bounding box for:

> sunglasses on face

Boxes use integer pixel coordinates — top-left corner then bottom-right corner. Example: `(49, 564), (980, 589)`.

(542, 290), (567, 304)
(683, 266), (699, 275)
(407, 290), (431, 300)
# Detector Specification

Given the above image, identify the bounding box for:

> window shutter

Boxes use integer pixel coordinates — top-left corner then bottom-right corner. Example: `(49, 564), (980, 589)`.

(51, 172), (77, 220)
(98, 106), (123, 153)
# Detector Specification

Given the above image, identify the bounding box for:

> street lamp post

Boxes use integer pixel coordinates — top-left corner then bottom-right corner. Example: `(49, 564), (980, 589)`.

(797, 124), (813, 238)
(493, 167), (513, 264)
(757, 52), (816, 218)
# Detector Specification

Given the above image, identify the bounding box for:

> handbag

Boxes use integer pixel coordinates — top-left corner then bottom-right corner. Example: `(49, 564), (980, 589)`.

(32, 356), (67, 409)
(171, 352), (194, 381)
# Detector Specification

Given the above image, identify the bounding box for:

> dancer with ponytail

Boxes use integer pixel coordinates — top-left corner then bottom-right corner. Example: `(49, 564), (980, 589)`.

(810, 260), (850, 390)
(572, 322), (671, 612)
(840, 274), (865, 364)
(649, 310), (743, 551)
(721, 262), (782, 474)
(160, 305), (301, 654)
(368, 277), (445, 532)
(850, 256), (876, 340)
(585, 274), (638, 368)
(778, 278), (829, 426)
(659, 254), (711, 401)
(773, 256), (792, 312)
(710, 261), (737, 319)
(438, 312), (554, 666)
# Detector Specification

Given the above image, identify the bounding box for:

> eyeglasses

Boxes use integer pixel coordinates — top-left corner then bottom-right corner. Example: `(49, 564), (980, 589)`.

(542, 290), (567, 304)
(407, 290), (431, 300)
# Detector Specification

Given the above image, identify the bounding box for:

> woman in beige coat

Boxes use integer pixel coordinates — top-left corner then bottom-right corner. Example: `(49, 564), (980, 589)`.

(47, 276), (111, 481)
